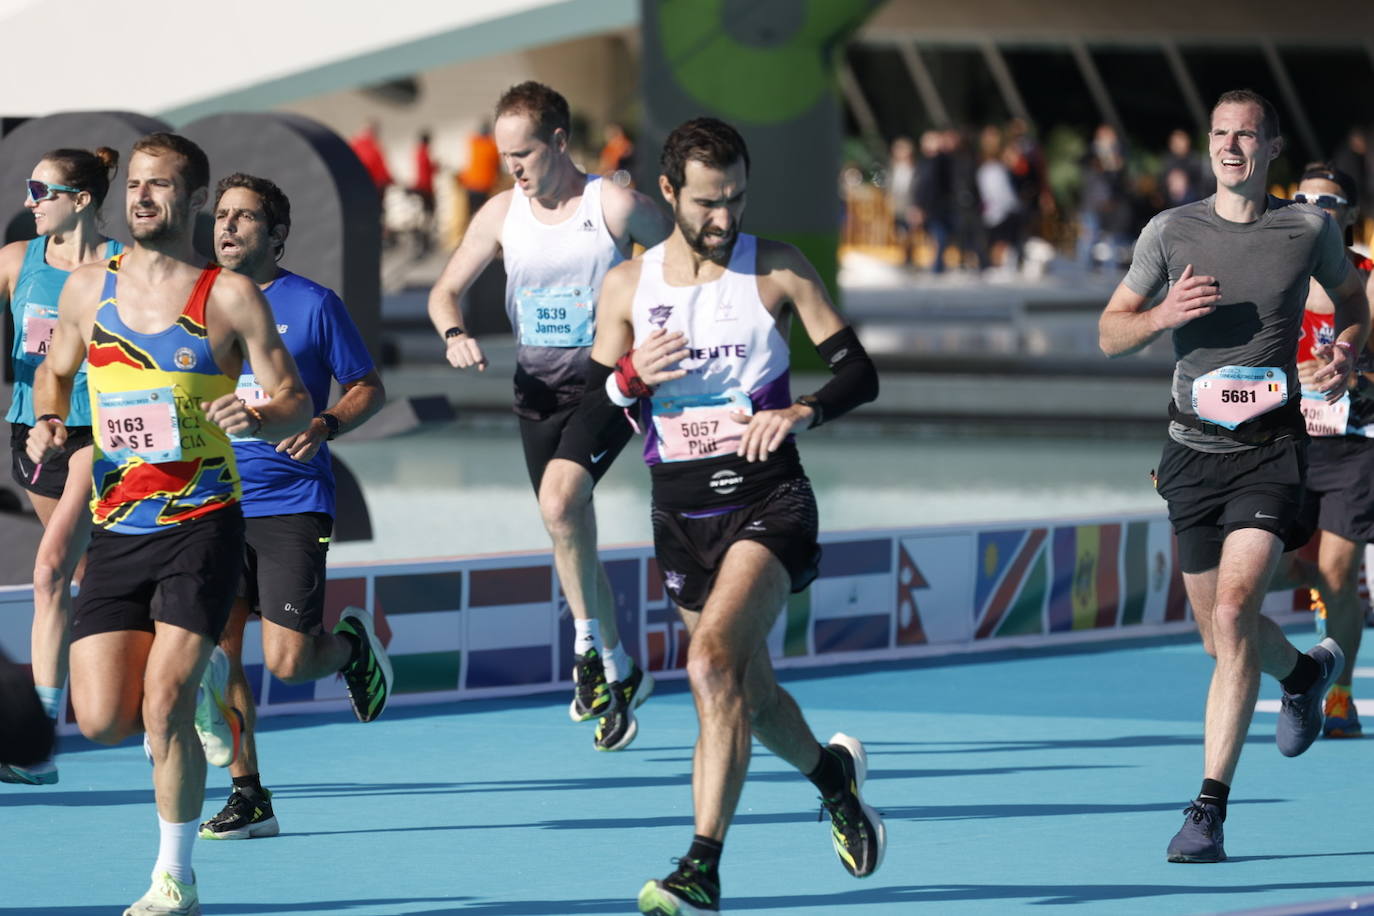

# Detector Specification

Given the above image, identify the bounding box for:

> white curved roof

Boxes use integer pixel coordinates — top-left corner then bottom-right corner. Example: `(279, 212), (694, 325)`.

(0, 0), (636, 122)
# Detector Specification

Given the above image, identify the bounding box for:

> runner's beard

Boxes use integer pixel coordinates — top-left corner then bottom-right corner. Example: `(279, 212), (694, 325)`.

(677, 211), (738, 264)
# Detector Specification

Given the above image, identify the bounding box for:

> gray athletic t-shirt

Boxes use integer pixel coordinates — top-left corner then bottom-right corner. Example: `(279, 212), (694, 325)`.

(1123, 195), (1350, 452)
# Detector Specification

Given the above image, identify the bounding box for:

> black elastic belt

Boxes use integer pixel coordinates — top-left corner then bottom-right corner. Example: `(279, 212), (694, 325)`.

(1167, 399), (1305, 446)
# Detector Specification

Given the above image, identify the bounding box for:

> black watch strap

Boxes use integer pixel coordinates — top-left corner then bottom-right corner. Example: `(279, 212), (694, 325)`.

(444, 326), (466, 339)
(319, 412), (340, 440)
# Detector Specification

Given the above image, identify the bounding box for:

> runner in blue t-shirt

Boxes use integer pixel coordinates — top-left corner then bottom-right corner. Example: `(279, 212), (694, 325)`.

(197, 173), (390, 840)
(0, 147), (123, 786)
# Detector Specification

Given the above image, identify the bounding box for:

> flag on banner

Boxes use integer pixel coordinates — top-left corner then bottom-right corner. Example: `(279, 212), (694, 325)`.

(974, 528), (1049, 639)
(464, 565), (555, 689)
(810, 538), (893, 654)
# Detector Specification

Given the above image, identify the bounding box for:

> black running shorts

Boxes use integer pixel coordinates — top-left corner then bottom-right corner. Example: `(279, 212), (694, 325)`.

(70, 506), (245, 643)
(1155, 436), (1307, 574)
(10, 422), (94, 500)
(240, 512), (333, 634)
(1298, 436), (1374, 544)
(518, 401), (633, 494)
(651, 477), (822, 612)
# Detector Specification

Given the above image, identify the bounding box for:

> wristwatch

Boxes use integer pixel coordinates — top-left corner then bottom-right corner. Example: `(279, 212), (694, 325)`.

(795, 395), (823, 428)
(444, 326), (466, 339)
(319, 412), (340, 440)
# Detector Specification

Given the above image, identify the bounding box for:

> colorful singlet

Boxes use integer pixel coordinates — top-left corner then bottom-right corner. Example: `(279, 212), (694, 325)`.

(6, 236), (122, 426)
(1297, 250), (1374, 437)
(85, 254), (240, 534)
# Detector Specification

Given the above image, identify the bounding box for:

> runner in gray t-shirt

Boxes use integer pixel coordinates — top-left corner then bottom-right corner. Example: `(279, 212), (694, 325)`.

(1099, 89), (1370, 865)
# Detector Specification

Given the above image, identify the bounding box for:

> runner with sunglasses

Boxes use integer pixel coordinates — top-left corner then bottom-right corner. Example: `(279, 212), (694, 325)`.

(0, 148), (124, 785)
(1291, 163), (1374, 739)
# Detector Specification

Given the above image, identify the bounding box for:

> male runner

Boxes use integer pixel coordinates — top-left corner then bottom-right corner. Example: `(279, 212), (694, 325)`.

(27, 132), (311, 915)
(1291, 163), (1374, 738)
(1098, 90), (1370, 863)
(197, 173), (390, 840)
(427, 81), (671, 750)
(575, 117), (883, 915)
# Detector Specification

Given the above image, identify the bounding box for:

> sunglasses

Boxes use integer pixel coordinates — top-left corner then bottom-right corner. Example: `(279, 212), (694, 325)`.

(26, 179), (81, 204)
(1293, 191), (1348, 210)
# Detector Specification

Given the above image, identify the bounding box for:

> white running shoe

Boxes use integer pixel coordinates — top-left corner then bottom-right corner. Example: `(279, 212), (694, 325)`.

(193, 647), (242, 768)
(123, 870), (200, 915)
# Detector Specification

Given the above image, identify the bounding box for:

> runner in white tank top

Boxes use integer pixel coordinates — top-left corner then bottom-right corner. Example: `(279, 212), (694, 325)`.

(573, 117), (881, 915)
(427, 82), (670, 751)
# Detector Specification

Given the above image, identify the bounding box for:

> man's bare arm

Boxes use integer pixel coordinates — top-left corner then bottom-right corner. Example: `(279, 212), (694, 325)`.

(427, 192), (509, 371)
(210, 274), (311, 440)
(1099, 264), (1221, 357)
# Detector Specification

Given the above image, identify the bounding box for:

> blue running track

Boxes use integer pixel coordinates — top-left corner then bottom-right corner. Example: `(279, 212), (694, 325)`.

(3, 632), (1373, 915)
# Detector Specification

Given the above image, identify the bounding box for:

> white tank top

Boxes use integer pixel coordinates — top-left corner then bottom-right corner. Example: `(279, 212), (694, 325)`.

(500, 174), (622, 417)
(631, 234), (793, 467)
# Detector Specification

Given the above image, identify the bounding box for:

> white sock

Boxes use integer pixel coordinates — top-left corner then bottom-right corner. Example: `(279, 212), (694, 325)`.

(573, 619), (601, 657)
(154, 814), (197, 884)
(604, 640), (631, 685)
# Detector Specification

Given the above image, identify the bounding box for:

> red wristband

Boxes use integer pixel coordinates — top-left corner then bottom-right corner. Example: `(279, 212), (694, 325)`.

(614, 351), (653, 399)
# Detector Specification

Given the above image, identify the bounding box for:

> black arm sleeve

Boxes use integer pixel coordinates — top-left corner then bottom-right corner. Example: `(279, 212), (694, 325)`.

(802, 326), (879, 427)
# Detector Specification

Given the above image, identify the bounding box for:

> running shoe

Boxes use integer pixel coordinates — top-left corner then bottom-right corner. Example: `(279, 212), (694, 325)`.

(333, 607), (393, 723)
(1323, 685), (1363, 739)
(568, 647), (611, 722)
(199, 787), (280, 840)
(123, 870), (200, 915)
(1277, 637), (1344, 757)
(594, 661), (655, 752)
(0, 759), (57, 785)
(637, 858), (721, 915)
(1166, 801), (1226, 863)
(194, 647), (243, 768)
(818, 733), (886, 878)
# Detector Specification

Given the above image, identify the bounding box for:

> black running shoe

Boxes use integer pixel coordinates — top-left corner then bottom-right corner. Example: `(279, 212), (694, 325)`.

(568, 648), (611, 723)
(594, 661), (656, 752)
(1166, 802), (1225, 863)
(1277, 637), (1343, 757)
(818, 733), (886, 877)
(199, 787), (280, 840)
(333, 607), (393, 723)
(637, 857), (721, 915)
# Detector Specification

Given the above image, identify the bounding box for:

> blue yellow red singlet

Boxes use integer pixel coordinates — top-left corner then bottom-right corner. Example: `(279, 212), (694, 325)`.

(85, 254), (240, 534)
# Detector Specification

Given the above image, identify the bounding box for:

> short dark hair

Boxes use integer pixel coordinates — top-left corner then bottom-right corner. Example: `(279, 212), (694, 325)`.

(1212, 89), (1281, 140)
(42, 146), (119, 207)
(1299, 161), (1358, 210)
(130, 132), (210, 192)
(214, 173), (291, 257)
(494, 82), (570, 142)
(660, 118), (751, 193)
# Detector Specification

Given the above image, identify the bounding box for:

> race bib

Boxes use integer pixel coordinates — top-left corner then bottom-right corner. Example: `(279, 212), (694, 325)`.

(230, 373), (269, 442)
(651, 389), (753, 462)
(1301, 390), (1351, 437)
(1191, 366), (1287, 430)
(516, 286), (594, 348)
(20, 302), (58, 360)
(97, 386), (181, 463)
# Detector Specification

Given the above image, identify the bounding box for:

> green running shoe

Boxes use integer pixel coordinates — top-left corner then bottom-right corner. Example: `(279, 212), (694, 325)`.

(819, 733), (886, 878)
(568, 648), (611, 722)
(638, 857), (720, 915)
(594, 661), (655, 751)
(334, 607), (393, 723)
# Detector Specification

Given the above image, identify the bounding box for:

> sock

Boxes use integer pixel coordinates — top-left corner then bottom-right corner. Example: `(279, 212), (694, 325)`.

(685, 834), (723, 872)
(1280, 652), (1320, 696)
(35, 685), (62, 721)
(1196, 778), (1230, 821)
(603, 640), (631, 685)
(573, 619), (601, 657)
(232, 773), (264, 797)
(805, 743), (848, 799)
(153, 814), (198, 884)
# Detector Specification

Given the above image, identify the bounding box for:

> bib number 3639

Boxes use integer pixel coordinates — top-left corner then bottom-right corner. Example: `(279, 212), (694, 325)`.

(1191, 366), (1287, 430)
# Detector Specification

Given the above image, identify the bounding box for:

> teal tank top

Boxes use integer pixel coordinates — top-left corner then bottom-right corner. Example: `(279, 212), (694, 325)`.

(6, 236), (122, 427)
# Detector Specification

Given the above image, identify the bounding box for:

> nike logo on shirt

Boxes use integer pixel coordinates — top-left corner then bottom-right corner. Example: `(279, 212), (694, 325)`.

(590, 451), (608, 464)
